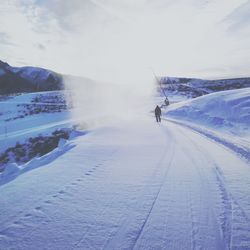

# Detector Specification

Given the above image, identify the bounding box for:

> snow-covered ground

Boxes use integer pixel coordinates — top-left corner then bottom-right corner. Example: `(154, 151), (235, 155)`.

(0, 116), (250, 249)
(0, 87), (250, 249)
(166, 88), (250, 136)
(165, 88), (250, 160)
(0, 91), (71, 152)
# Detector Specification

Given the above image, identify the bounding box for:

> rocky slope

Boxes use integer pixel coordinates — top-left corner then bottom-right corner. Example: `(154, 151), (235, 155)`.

(160, 76), (250, 98)
(0, 60), (64, 94)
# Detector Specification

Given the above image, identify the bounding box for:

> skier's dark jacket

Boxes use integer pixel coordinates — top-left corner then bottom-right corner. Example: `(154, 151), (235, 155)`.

(155, 106), (161, 116)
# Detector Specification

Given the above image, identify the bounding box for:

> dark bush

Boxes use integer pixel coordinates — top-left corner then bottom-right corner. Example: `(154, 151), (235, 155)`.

(0, 129), (72, 169)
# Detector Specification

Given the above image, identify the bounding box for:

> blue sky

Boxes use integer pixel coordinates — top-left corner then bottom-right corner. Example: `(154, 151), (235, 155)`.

(0, 0), (250, 83)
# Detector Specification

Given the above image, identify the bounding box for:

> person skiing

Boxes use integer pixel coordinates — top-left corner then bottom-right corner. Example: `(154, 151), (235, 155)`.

(154, 105), (162, 122)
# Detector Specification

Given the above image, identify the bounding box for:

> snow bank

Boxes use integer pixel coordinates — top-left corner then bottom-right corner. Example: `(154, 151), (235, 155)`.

(166, 88), (250, 137)
(165, 88), (250, 160)
(0, 134), (83, 186)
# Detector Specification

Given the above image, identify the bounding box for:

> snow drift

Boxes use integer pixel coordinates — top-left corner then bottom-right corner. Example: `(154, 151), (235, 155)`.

(166, 88), (250, 137)
(165, 88), (250, 160)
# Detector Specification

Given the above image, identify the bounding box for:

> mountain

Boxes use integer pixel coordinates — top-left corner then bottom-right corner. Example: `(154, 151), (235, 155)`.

(1, 60), (250, 97)
(160, 76), (250, 98)
(0, 60), (64, 94)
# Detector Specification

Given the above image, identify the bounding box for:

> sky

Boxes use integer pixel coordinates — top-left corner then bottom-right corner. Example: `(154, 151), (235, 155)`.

(0, 0), (250, 83)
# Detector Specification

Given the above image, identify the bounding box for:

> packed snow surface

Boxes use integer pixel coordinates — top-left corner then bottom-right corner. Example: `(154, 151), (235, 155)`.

(0, 115), (250, 249)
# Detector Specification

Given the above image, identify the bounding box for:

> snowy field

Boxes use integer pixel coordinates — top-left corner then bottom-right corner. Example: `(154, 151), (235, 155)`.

(0, 88), (250, 249)
(0, 91), (71, 151)
(0, 91), (75, 178)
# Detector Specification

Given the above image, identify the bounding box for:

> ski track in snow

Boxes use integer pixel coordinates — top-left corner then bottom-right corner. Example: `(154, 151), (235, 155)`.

(165, 118), (250, 162)
(0, 118), (250, 250)
(173, 124), (250, 250)
(103, 125), (176, 250)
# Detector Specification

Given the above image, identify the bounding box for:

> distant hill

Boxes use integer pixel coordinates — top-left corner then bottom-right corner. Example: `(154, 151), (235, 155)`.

(0, 60), (64, 94)
(1, 60), (250, 97)
(160, 76), (250, 98)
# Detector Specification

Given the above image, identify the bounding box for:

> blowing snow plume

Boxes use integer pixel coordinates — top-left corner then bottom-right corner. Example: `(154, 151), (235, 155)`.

(64, 72), (155, 128)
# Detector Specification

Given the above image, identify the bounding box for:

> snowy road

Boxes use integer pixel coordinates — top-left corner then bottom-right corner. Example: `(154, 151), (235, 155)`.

(0, 117), (250, 250)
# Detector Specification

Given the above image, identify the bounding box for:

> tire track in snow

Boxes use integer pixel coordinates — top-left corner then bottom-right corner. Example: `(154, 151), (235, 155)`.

(131, 125), (176, 250)
(213, 164), (250, 250)
(164, 118), (250, 162)
(101, 125), (176, 250)
(180, 125), (250, 248)
(174, 131), (214, 250)
(173, 121), (250, 249)
(131, 121), (221, 250)
(172, 122), (229, 249)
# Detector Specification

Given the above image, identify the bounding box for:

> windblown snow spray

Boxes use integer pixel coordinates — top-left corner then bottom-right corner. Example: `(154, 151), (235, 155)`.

(64, 69), (155, 128)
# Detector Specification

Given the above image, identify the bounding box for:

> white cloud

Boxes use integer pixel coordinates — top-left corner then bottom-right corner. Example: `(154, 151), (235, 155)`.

(0, 0), (249, 81)
(223, 0), (250, 35)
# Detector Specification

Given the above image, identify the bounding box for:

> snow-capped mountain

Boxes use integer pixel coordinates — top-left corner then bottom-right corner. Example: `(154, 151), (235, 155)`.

(0, 60), (64, 94)
(160, 76), (250, 98)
